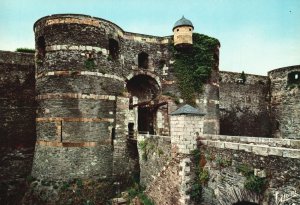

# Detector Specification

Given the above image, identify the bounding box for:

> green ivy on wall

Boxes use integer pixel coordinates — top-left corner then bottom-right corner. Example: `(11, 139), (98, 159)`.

(171, 33), (219, 105)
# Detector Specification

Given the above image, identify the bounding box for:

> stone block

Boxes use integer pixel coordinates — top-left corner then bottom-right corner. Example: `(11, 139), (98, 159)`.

(79, 45), (85, 50)
(200, 140), (208, 145)
(60, 45), (68, 50)
(211, 135), (221, 140)
(282, 149), (300, 159)
(224, 142), (239, 150)
(239, 144), (253, 152)
(69, 45), (78, 50)
(268, 147), (284, 156)
(252, 145), (269, 156)
(290, 140), (300, 149)
(207, 140), (216, 147)
(215, 141), (225, 148)
(86, 46), (93, 51)
(254, 168), (266, 178)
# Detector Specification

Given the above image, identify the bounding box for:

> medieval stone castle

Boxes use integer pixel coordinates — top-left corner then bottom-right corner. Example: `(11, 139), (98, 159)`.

(0, 14), (299, 205)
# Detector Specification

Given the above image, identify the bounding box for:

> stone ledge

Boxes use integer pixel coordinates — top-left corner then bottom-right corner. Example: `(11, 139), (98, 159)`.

(36, 117), (114, 123)
(201, 134), (300, 149)
(37, 93), (116, 100)
(36, 71), (125, 82)
(45, 17), (101, 27)
(201, 139), (300, 159)
(36, 140), (111, 147)
(45, 44), (107, 54)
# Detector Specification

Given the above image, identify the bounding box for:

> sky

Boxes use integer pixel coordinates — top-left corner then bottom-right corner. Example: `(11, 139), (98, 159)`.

(0, 0), (299, 75)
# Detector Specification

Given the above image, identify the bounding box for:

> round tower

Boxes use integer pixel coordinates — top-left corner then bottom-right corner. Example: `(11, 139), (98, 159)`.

(173, 16), (194, 47)
(32, 14), (125, 181)
(268, 65), (300, 139)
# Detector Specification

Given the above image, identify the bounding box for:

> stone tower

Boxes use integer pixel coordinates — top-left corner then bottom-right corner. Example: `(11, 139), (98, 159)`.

(31, 14), (125, 181)
(173, 16), (194, 47)
(29, 14), (220, 194)
(268, 65), (300, 139)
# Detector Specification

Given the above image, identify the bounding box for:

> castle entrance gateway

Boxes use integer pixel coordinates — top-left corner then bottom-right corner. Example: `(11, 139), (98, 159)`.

(126, 74), (161, 135)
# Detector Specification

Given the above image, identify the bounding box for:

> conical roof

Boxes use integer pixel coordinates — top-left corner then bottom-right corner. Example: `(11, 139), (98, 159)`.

(170, 104), (205, 116)
(173, 16), (194, 31)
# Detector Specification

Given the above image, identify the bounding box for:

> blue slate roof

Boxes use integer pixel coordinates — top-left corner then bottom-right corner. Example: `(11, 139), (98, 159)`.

(170, 104), (205, 116)
(173, 16), (194, 30)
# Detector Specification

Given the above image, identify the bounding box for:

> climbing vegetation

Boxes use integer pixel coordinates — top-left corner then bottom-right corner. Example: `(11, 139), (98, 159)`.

(170, 33), (220, 105)
(189, 149), (210, 203)
(236, 163), (267, 194)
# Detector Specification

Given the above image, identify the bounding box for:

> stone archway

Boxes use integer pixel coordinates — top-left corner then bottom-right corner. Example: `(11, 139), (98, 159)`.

(214, 183), (260, 205)
(126, 74), (161, 134)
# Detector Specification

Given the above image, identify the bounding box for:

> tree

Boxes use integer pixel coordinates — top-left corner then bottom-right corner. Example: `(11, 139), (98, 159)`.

(240, 71), (246, 84)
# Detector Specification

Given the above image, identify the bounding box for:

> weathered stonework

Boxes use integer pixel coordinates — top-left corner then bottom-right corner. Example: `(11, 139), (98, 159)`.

(31, 14), (220, 192)
(269, 65), (300, 139)
(140, 107), (205, 205)
(219, 71), (271, 137)
(1, 13), (299, 204)
(137, 135), (171, 186)
(0, 51), (36, 204)
(199, 134), (300, 205)
(0, 51), (36, 147)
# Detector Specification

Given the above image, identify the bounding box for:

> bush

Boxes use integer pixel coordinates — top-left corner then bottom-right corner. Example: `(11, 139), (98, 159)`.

(84, 59), (96, 70)
(244, 175), (266, 194)
(236, 163), (267, 194)
(16, 48), (35, 53)
(199, 169), (209, 185)
(236, 164), (253, 176)
(127, 185), (154, 205)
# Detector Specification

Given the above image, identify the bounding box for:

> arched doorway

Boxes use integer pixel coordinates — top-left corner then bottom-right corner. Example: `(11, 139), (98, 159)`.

(126, 74), (161, 135)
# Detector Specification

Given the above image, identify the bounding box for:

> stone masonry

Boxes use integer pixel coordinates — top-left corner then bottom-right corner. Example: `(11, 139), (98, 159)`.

(0, 13), (299, 204)
(31, 13), (220, 186)
(199, 134), (300, 205)
(141, 105), (206, 205)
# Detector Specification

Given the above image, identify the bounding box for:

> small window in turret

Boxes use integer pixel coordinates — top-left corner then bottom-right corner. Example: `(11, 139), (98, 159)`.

(138, 52), (149, 69)
(108, 38), (119, 60)
(288, 71), (300, 85)
(37, 36), (46, 59)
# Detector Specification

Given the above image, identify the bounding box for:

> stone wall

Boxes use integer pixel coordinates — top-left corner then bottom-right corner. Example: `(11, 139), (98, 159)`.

(137, 135), (171, 186)
(145, 157), (182, 205)
(142, 111), (205, 205)
(0, 51), (36, 147)
(199, 134), (300, 205)
(219, 71), (271, 137)
(269, 65), (300, 139)
(0, 51), (35, 204)
(170, 114), (204, 154)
